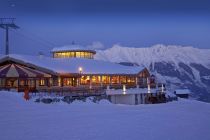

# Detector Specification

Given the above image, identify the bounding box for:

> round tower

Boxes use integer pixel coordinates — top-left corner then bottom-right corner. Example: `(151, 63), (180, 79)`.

(51, 44), (96, 59)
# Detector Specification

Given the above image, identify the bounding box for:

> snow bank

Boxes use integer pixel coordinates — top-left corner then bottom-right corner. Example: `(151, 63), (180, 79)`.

(0, 91), (25, 105)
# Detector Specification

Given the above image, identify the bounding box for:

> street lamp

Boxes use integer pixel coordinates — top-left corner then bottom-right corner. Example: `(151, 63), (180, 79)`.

(78, 67), (83, 74)
(123, 84), (126, 95)
(78, 67), (83, 86)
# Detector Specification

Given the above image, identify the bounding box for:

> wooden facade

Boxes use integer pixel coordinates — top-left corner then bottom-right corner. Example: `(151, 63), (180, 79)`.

(0, 58), (151, 92)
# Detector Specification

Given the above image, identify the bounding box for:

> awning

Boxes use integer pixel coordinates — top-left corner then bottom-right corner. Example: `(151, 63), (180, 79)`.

(0, 64), (51, 78)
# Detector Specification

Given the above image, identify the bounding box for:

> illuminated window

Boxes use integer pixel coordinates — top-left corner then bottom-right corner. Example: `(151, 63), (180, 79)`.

(19, 80), (25, 86)
(84, 52), (89, 58)
(91, 76), (101, 84)
(127, 77), (135, 84)
(40, 79), (45, 86)
(80, 52), (85, 58)
(70, 52), (75, 57)
(81, 76), (90, 84)
(102, 76), (110, 84)
(76, 52), (80, 57)
(111, 76), (119, 84)
(90, 53), (92, 58)
(120, 76), (126, 84)
(53, 51), (95, 59)
(63, 78), (73, 86)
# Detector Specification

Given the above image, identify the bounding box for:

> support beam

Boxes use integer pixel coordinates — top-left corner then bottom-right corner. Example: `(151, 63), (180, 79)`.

(100, 75), (103, 87)
(110, 76), (112, 86)
(89, 76), (92, 89)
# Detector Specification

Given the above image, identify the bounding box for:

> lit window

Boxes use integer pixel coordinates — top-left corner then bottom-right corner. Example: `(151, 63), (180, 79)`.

(80, 52), (85, 57)
(40, 79), (45, 86)
(76, 52), (80, 57)
(102, 76), (110, 84)
(20, 80), (25, 86)
(120, 76), (126, 84)
(111, 76), (119, 84)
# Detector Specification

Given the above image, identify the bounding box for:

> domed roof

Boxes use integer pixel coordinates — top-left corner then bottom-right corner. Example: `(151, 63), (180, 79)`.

(51, 44), (96, 54)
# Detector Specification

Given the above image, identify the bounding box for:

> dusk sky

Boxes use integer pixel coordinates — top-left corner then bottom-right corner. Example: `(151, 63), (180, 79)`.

(0, 0), (210, 55)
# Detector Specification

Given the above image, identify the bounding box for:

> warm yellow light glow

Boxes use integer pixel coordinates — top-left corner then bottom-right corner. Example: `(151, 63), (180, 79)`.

(40, 78), (45, 86)
(123, 84), (126, 92)
(53, 51), (94, 59)
(79, 67), (83, 73)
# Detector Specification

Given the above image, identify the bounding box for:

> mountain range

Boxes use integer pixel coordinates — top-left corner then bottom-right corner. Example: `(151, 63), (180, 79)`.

(95, 44), (210, 102)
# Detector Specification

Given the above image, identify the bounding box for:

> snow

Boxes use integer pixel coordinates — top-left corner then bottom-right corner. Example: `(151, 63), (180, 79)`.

(95, 44), (210, 68)
(165, 90), (177, 97)
(175, 89), (191, 94)
(95, 44), (210, 100)
(1, 91), (210, 140)
(52, 42), (105, 52)
(51, 44), (94, 52)
(202, 75), (210, 80)
(0, 54), (144, 74)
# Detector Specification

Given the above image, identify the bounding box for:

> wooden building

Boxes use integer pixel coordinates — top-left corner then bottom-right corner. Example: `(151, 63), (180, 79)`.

(0, 45), (152, 93)
(174, 89), (190, 98)
(51, 44), (96, 59)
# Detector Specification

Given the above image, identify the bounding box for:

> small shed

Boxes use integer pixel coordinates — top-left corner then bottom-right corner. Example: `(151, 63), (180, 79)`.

(174, 89), (190, 98)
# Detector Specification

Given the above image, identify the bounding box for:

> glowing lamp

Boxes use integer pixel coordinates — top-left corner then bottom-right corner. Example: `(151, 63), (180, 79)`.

(78, 67), (83, 74)
(161, 84), (164, 93)
(123, 85), (126, 94)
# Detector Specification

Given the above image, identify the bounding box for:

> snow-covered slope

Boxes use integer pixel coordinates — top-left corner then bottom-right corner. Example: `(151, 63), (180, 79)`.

(95, 44), (210, 102)
(1, 91), (210, 140)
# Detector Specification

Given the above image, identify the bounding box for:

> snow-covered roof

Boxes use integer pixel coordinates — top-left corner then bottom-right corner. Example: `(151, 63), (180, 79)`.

(51, 44), (96, 53)
(165, 91), (177, 97)
(0, 54), (146, 75)
(175, 89), (191, 94)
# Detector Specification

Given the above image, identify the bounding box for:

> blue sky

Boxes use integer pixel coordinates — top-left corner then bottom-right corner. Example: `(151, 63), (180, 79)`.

(0, 0), (210, 55)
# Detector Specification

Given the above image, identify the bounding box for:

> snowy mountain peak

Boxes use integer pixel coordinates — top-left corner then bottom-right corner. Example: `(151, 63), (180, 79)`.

(95, 44), (210, 102)
(95, 44), (210, 67)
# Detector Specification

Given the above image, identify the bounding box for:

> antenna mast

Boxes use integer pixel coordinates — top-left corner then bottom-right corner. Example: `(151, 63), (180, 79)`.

(0, 18), (19, 55)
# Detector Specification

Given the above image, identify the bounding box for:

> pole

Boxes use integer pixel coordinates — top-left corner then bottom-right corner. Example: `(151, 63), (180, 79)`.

(5, 26), (9, 55)
(147, 78), (151, 94)
(0, 18), (19, 55)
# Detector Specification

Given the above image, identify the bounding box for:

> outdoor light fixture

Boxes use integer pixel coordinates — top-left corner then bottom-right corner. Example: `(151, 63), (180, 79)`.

(147, 84), (151, 94)
(161, 84), (164, 93)
(147, 78), (151, 94)
(78, 67), (83, 86)
(78, 67), (83, 74)
(123, 84), (126, 94)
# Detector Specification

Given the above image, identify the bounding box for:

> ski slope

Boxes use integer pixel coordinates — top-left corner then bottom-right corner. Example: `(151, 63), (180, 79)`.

(0, 91), (210, 140)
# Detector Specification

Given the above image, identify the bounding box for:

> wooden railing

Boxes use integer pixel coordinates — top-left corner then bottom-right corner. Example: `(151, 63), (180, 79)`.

(36, 86), (106, 96)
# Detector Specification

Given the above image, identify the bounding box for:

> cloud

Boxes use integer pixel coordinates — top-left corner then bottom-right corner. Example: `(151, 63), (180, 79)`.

(87, 41), (105, 50)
